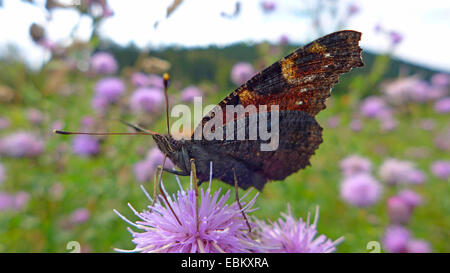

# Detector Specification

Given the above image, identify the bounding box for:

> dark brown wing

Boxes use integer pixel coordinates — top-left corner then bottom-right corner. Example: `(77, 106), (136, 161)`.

(194, 30), (363, 136)
(194, 111), (322, 190)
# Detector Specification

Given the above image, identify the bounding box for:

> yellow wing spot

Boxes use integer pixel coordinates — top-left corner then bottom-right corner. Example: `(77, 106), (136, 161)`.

(281, 56), (297, 82)
(238, 89), (256, 103)
(308, 42), (326, 54)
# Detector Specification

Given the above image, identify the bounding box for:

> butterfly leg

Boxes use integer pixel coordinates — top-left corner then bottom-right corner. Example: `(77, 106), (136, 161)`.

(233, 168), (252, 233)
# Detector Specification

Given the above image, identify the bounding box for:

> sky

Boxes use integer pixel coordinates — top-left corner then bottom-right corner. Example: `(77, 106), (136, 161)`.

(0, 0), (449, 72)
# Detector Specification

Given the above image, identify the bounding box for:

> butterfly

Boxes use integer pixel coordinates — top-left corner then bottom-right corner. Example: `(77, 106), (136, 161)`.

(151, 30), (363, 190)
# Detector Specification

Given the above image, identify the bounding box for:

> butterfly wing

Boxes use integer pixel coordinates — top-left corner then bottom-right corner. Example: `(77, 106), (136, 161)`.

(192, 111), (322, 190)
(193, 30), (363, 136)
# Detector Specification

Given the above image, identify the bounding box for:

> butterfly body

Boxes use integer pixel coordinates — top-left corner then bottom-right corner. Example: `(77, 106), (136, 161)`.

(155, 30), (363, 190)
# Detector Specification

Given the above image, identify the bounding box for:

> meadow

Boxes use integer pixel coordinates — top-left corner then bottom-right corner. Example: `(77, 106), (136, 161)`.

(0, 0), (449, 253)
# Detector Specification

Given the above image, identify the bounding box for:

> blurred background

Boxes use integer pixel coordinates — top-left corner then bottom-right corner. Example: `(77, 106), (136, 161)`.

(0, 0), (449, 253)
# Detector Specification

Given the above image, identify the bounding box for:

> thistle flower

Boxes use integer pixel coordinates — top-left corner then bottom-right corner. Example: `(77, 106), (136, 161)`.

(27, 108), (44, 125)
(0, 132), (44, 158)
(350, 118), (362, 132)
(327, 116), (340, 128)
(115, 163), (259, 253)
(231, 62), (255, 86)
(261, 1), (276, 13)
(387, 196), (412, 225)
(406, 239), (432, 253)
(133, 148), (174, 183)
(94, 77), (125, 103)
(431, 73), (450, 87)
(181, 86), (203, 102)
(383, 225), (410, 253)
(430, 160), (450, 180)
(389, 31), (403, 45)
(90, 52), (118, 75)
(0, 117), (10, 130)
(147, 74), (164, 89)
(340, 174), (382, 207)
(0, 191), (30, 211)
(72, 135), (100, 157)
(255, 207), (343, 253)
(340, 155), (372, 177)
(397, 190), (423, 208)
(434, 97), (450, 114)
(378, 159), (425, 185)
(131, 72), (150, 87)
(70, 208), (91, 224)
(0, 163), (5, 184)
(129, 88), (164, 113)
(359, 96), (389, 118)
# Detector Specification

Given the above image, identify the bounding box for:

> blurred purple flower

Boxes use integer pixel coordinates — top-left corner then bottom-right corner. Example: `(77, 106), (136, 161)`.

(0, 132), (44, 158)
(279, 34), (289, 45)
(434, 129), (450, 151)
(70, 208), (91, 224)
(27, 108), (44, 125)
(378, 159), (424, 185)
(327, 116), (340, 128)
(350, 118), (362, 132)
(389, 31), (403, 45)
(431, 73), (450, 87)
(0, 163), (5, 184)
(256, 207), (343, 253)
(359, 96), (389, 118)
(382, 77), (430, 104)
(91, 95), (109, 113)
(383, 225), (410, 253)
(433, 97), (450, 113)
(129, 88), (164, 113)
(347, 3), (360, 16)
(407, 239), (432, 253)
(387, 196), (412, 225)
(340, 155), (372, 177)
(430, 160), (450, 180)
(181, 86), (203, 102)
(90, 52), (118, 75)
(0, 191), (29, 211)
(0, 117), (10, 130)
(147, 74), (164, 89)
(131, 72), (150, 87)
(398, 190), (423, 208)
(81, 116), (95, 130)
(72, 135), (100, 157)
(340, 174), (382, 207)
(114, 169), (259, 253)
(133, 148), (174, 182)
(94, 77), (125, 103)
(419, 119), (435, 131)
(379, 116), (397, 132)
(231, 62), (255, 86)
(261, 1), (276, 13)
(51, 120), (65, 131)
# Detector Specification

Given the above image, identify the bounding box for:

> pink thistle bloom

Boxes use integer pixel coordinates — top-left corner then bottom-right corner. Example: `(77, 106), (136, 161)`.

(131, 72), (150, 87)
(70, 208), (91, 224)
(379, 159), (425, 185)
(147, 74), (164, 89)
(90, 52), (118, 75)
(129, 88), (164, 113)
(387, 196), (412, 225)
(407, 239), (432, 253)
(181, 86), (203, 102)
(434, 97), (450, 114)
(327, 116), (340, 128)
(383, 225), (410, 253)
(0, 132), (44, 158)
(261, 1), (276, 13)
(340, 155), (372, 177)
(397, 190), (423, 208)
(94, 77), (125, 103)
(72, 135), (100, 157)
(115, 164), (259, 253)
(0, 163), (5, 184)
(340, 174), (382, 207)
(350, 118), (362, 132)
(231, 62), (256, 86)
(0, 191), (29, 211)
(359, 96), (389, 118)
(431, 73), (450, 87)
(255, 207), (343, 253)
(133, 147), (175, 183)
(0, 117), (10, 130)
(430, 160), (450, 180)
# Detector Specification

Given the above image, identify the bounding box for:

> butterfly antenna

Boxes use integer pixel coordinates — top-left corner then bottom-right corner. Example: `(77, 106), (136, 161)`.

(117, 119), (157, 134)
(53, 129), (155, 136)
(163, 73), (170, 135)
